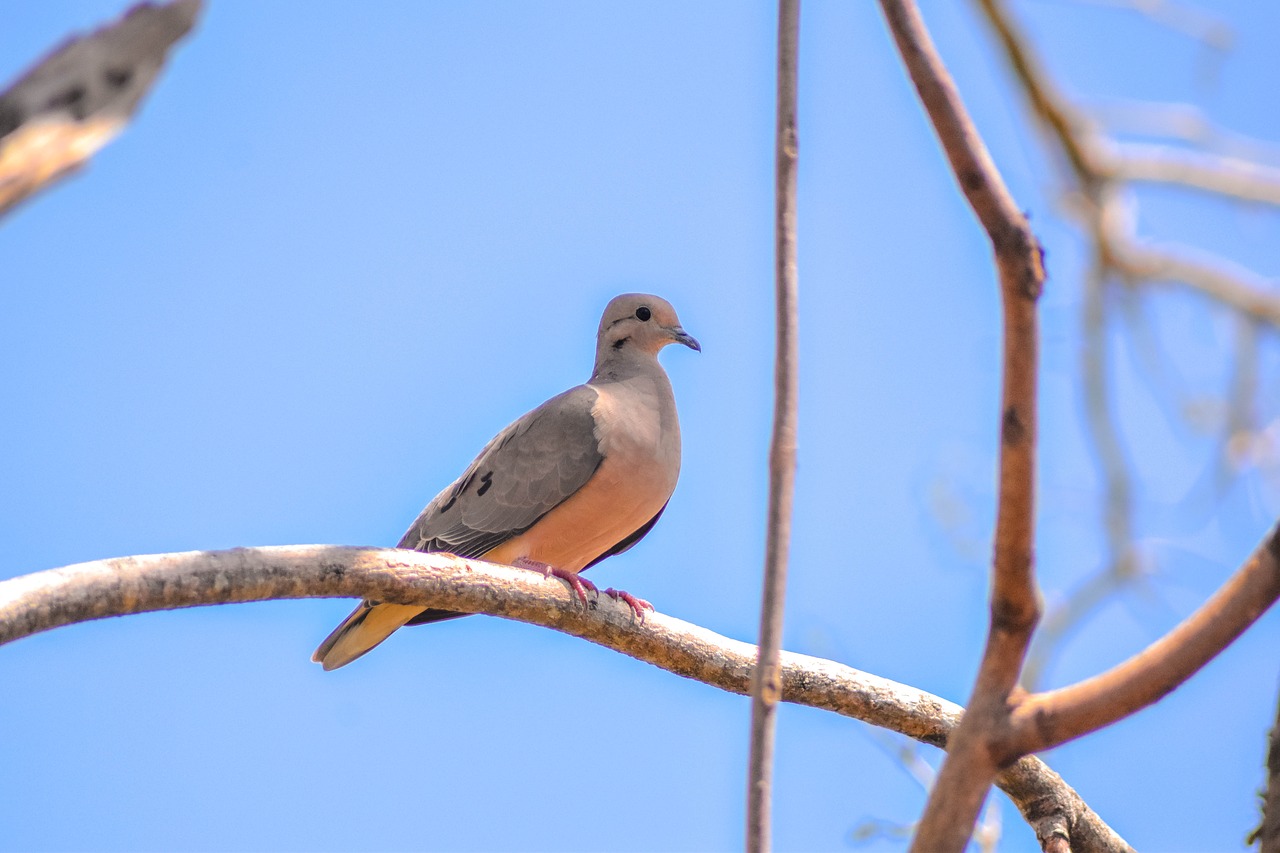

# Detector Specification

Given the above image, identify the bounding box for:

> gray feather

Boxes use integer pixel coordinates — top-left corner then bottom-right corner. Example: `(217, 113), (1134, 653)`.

(398, 385), (604, 557)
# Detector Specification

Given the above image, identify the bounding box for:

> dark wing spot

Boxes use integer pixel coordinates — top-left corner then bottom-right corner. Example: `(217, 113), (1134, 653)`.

(104, 67), (134, 90)
(439, 471), (477, 514)
(47, 85), (87, 119)
(476, 471), (494, 497)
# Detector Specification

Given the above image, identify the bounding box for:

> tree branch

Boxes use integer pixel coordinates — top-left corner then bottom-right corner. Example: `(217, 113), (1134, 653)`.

(747, 2), (801, 851)
(1104, 143), (1280, 207)
(0, 546), (1131, 852)
(1108, 238), (1280, 327)
(975, 0), (1280, 328)
(877, 0), (1044, 849)
(1005, 522), (1280, 755)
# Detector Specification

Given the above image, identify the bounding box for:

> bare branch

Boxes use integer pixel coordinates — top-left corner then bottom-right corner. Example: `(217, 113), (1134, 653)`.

(1085, 100), (1280, 164)
(1102, 142), (1280, 206)
(877, 0), (1044, 849)
(1108, 239), (1280, 327)
(976, 0), (1280, 329)
(0, 0), (202, 219)
(977, 0), (1095, 185)
(0, 546), (1132, 852)
(1006, 523), (1280, 755)
(746, 3), (800, 852)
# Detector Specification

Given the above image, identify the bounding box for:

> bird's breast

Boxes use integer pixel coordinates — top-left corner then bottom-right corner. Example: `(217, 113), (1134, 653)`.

(485, 376), (681, 572)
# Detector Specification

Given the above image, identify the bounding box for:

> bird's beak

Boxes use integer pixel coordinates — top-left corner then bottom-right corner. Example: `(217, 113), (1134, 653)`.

(667, 325), (701, 352)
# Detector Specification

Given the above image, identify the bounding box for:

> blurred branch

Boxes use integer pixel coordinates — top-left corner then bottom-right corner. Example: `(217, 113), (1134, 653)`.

(975, 0), (1280, 694)
(1103, 143), (1280, 206)
(0, 545), (1131, 852)
(975, 0), (1279, 321)
(876, 0), (1045, 849)
(746, 3), (801, 851)
(0, 0), (201, 219)
(1224, 319), (1261, 482)
(1108, 238), (1280, 326)
(1085, 100), (1280, 163)
(1050, 0), (1233, 50)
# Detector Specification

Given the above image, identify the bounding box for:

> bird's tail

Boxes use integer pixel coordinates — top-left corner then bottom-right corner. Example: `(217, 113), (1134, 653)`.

(311, 601), (424, 671)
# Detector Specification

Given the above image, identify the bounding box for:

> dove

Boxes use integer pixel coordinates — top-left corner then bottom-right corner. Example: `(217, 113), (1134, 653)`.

(313, 293), (698, 670)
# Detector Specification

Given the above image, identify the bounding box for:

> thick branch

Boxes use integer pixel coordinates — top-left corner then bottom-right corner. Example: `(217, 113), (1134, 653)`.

(747, 2), (801, 852)
(0, 546), (1130, 852)
(1006, 523), (1280, 755)
(878, 0), (1044, 849)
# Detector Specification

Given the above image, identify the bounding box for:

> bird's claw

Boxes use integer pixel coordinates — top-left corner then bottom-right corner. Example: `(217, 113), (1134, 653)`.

(605, 587), (653, 623)
(558, 570), (597, 605)
(515, 557), (596, 606)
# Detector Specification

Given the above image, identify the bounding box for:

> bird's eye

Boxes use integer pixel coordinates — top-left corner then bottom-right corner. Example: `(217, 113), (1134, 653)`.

(635, 306), (651, 321)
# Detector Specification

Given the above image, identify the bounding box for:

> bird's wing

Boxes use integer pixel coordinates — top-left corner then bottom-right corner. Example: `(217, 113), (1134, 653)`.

(397, 384), (604, 558)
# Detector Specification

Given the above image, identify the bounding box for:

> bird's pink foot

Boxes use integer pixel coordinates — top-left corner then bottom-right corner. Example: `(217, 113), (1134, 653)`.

(605, 588), (654, 623)
(514, 557), (597, 606)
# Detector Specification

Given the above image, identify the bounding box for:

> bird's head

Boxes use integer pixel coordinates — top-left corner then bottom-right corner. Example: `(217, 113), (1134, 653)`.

(597, 293), (700, 360)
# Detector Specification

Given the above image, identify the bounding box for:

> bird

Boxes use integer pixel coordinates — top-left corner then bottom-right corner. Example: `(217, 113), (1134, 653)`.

(312, 293), (699, 670)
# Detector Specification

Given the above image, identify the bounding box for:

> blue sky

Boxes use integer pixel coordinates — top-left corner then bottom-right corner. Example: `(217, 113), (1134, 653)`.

(2, 2), (1278, 851)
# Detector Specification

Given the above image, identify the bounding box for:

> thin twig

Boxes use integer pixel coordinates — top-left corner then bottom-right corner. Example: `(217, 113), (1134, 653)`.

(747, 3), (800, 851)
(876, 1), (1044, 849)
(1222, 317), (1260, 487)
(0, 546), (1132, 852)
